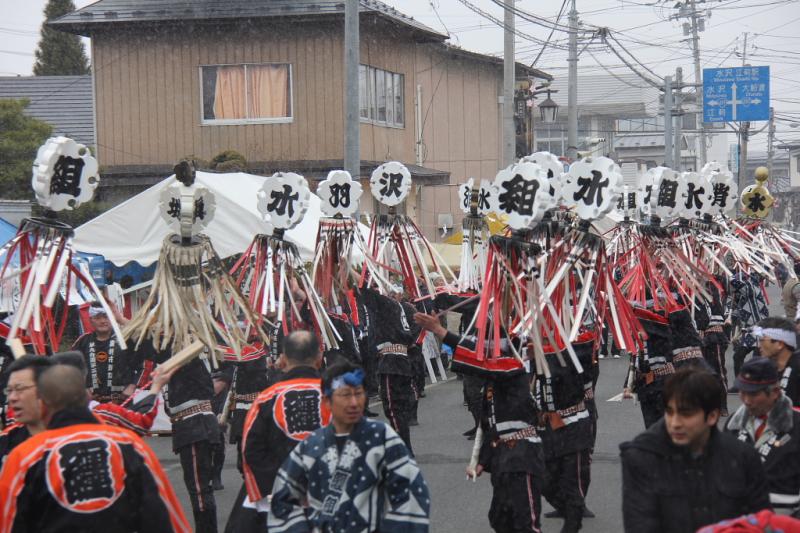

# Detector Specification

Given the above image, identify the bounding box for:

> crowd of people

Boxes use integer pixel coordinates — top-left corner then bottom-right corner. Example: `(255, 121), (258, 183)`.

(2, 262), (800, 533)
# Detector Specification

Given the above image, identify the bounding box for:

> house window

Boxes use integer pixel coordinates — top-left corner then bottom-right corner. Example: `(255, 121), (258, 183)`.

(201, 63), (292, 124)
(358, 65), (404, 128)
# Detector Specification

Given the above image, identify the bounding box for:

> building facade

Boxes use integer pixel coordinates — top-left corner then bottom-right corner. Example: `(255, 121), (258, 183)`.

(51, 0), (551, 242)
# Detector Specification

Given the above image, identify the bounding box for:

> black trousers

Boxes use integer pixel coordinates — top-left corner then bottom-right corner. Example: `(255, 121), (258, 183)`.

(178, 440), (218, 533)
(379, 373), (414, 455)
(703, 342), (729, 412)
(223, 484), (265, 533)
(489, 471), (543, 533)
(211, 426), (226, 483)
(733, 344), (755, 378)
(637, 383), (665, 428)
(463, 374), (485, 428)
(543, 450), (590, 532)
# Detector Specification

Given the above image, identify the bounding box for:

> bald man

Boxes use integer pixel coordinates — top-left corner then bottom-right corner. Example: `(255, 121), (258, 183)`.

(226, 331), (330, 533)
(0, 365), (190, 533)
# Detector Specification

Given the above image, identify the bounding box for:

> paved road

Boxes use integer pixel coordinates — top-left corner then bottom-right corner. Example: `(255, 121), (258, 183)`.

(148, 273), (793, 533)
(144, 350), (745, 532)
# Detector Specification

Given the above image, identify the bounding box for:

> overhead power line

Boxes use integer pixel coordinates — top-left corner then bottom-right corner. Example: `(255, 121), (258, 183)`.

(530, 0), (569, 66)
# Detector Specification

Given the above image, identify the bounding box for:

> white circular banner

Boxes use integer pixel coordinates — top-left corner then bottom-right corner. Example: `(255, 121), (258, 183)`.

(561, 156), (623, 221)
(159, 181), (216, 235)
(258, 172), (311, 230)
(520, 151), (564, 210)
(492, 162), (549, 229)
(648, 167), (682, 219)
(678, 172), (714, 219)
(318, 170), (362, 218)
(370, 161), (412, 207)
(32, 136), (100, 211)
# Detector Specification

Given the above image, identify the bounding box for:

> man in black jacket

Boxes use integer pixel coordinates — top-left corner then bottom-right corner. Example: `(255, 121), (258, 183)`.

(725, 357), (800, 512)
(620, 367), (770, 532)
(415, 312), (546, 533)
(0, 355), (53, 463)
(360, 286), (421, 455)
(149, 343), (221, 533)
(225, 331), (329, 533)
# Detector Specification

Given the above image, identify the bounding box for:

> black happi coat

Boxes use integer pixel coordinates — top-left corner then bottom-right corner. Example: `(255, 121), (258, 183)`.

(325, 313), (362, 364)
(73, 333), (137, 395)
(241, 366), (328, 501)
(0, 424), (30, 465)
(667, 307), (708, 370)
(0, 407), (189, 533)
(149, 344), (220, 452)
(478, 372), (544, 476)
(228, 356), (269, 444)
(358, 287), (420, 376)
(633, 308), (674, 397)
(535, 338), (594, 459)
(780, 352), (800, 409)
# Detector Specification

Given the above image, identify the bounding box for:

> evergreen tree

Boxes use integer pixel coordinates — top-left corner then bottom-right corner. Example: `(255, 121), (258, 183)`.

(0, 99), (52, 200)
(33, 0), (90, 76)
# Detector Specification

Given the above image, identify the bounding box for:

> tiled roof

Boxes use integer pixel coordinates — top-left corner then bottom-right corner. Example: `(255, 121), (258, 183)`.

(0, 75), (94, 146)
(50, 0), (446, 41)
(544, 73), (661, 118)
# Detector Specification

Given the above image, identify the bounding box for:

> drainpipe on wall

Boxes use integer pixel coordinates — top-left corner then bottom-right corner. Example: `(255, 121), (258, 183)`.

(415, 84), (423, 166)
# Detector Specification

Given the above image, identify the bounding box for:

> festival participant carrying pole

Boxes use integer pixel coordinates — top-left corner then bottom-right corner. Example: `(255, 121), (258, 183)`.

(365, 161), (455, 298)
(365, 162), (452, 383)
(0, 136), (123, 356)
(123, 160), (265, 365)
(314, 170), (364, 309)
(456, 178), (494, 293)
(311, 170), (371, 367)
(229, 172), (339, 362)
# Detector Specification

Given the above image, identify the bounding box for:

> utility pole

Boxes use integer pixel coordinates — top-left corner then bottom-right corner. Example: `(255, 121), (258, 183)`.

(687, 0), (708, 167)
(674, 67), (683, 171)
(567, 0), (578, 161)
(664, 75), (673, 168)
(738, 33), (750, 195)
(767, 107), (776, 179)
(344, 0), (360, 183)
(503, 0), (516, 167)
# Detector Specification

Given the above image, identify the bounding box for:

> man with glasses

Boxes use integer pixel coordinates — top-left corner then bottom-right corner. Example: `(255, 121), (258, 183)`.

(0, 355), (52, 463)
(269, 361), (430, 533)
(753, 317), (800, 407)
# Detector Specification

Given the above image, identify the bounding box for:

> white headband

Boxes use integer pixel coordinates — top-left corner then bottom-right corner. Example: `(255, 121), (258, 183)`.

(88, 306), (107, 318)
(753, 326), (797, 348)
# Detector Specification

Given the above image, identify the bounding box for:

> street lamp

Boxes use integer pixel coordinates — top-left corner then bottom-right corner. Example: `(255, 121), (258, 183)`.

(538, 91), (559, 124)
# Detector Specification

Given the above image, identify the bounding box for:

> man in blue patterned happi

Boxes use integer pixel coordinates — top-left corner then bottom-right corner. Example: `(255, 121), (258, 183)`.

(268, 361), (431, 533)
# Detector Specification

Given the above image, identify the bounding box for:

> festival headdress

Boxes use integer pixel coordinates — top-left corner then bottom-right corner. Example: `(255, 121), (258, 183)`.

(123, 161), (265, 361)
(229, 172), (340, 356)
(312, 170), (367, 311)
(456, 177), (494, 292)
(0, 136), (121, 355)
(363, 161), (455, 299)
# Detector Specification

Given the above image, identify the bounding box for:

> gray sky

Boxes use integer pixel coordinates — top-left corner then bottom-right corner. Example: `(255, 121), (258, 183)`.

(3, 0), (799, 149)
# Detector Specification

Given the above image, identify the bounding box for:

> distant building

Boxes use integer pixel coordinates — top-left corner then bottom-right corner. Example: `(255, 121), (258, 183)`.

(773, 144), (800, 230)
(0, 75), (94, 146)
(50, 0), (551, 242)
(532, 73), (727, 171)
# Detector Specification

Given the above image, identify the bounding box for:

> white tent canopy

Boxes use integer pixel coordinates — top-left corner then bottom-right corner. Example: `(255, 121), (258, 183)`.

(74, 171), (365, 266)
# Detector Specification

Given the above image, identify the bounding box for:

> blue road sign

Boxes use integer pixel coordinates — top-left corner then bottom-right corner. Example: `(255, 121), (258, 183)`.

(703, 66), (770, 123)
